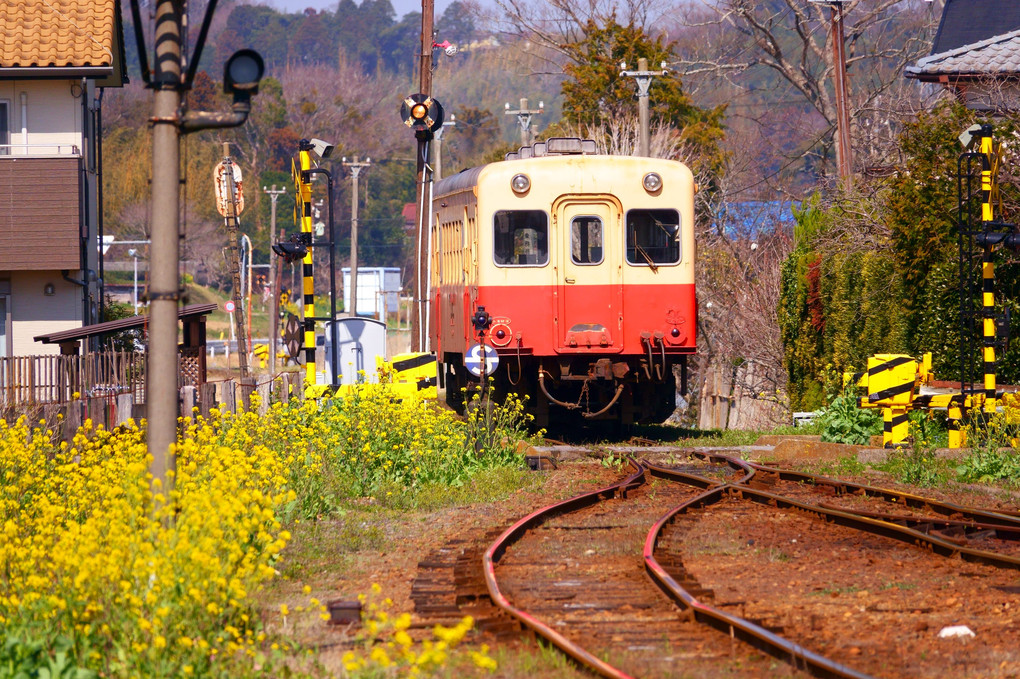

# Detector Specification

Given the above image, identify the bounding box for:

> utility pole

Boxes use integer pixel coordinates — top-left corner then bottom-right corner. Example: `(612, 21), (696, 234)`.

(504, 98), (543, 148)
(146, 0), (183, 490)
(830, 1), (852, 184)
(620, 58), (668, 158)
(222, 143), (250, 380)
(432, 116), (455, 180)
(131, 0), (263, 493)
(342, 156), (371, 317)
(412, 0), (435, 352)
(812, 0), (853, 183)
(263, 184), (286, 373)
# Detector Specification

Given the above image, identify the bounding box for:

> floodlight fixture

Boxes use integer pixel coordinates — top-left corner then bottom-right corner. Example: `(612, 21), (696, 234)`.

(959, 123), (984, 150)
(308, 138), (335, 159)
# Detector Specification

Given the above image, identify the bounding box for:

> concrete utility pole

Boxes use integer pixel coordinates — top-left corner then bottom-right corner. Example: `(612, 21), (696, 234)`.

(147, 0), (183, 489)
(222, 143), (250, 379)
(134, 0), (262, 494)
(432, 115), (456, 180)
(412, 0), (435, 352)
(504, 98), (543, 148)
(620, 57), (668, 157)
(263, 184), (286, 373)
(341, 156), (371, 317)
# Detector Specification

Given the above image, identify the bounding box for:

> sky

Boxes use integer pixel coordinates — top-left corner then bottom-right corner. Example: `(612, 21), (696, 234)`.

(268, 0), (456, 19)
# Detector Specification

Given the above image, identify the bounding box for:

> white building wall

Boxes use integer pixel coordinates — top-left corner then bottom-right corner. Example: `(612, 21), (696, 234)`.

(0, 79), (82, 154)
(10, 271), (82, 356)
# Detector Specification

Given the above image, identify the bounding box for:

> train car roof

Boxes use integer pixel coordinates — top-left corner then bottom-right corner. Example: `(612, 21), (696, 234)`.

(434, 164), (488, 196)
(433, 151), (690, 198)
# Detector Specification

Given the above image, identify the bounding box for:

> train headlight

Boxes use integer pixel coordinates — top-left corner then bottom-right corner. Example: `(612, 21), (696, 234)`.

(511, 173), (531, 194)
(643, 172), (663, 193)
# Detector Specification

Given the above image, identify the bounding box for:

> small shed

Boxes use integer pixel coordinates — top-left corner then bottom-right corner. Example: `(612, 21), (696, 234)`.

(34, 303), (217, 385)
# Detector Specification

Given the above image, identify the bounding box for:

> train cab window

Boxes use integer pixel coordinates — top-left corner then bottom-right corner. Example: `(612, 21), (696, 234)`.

(570, 216), (603, 265)
(494, 210), (549, 266)
(626, 209), (680, 266)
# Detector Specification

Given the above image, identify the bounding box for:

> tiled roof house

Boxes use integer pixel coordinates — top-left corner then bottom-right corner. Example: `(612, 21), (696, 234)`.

(905, 0), (1020, 111)
(0, 0), (127, 356)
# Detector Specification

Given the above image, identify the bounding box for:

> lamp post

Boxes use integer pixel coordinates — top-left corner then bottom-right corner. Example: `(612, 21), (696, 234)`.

(128, 249), (140, 313)
(433, 115), (455, 180)
(620, 58), (668, 158)
(263, 184), (286, 372)
(341, 156), (371, 317)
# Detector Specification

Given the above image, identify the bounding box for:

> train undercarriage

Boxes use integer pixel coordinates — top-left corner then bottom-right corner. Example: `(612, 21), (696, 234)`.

(440, 351), (688, 430)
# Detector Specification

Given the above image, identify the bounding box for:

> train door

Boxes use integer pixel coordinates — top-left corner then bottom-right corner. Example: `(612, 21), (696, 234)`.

(554, 195), (623, 353)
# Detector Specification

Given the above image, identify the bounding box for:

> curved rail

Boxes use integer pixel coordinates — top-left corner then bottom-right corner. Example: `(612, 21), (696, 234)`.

(645, 450), (756, 486)
(641, 484), (874, 679)
(482, 449), (1020, 678)
(748, 461), (1020, 531)
(482, 459), (648, 679)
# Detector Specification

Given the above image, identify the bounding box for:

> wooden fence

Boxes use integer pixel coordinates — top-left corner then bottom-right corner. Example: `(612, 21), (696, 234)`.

(0, 351), (145, 408)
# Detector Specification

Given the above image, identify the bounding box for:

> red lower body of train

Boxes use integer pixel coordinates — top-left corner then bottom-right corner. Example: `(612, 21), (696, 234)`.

(434, 280), (696, 429)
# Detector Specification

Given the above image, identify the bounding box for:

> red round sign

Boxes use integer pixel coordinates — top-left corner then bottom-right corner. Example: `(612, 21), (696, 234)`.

(224, 301), (236, 313)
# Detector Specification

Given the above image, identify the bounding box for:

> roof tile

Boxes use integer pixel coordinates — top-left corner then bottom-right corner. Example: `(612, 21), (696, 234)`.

(908, 30), (1020, 77)
(1, 0), (116, 68)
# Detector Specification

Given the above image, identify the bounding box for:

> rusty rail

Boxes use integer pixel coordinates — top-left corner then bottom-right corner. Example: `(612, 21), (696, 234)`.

(482, 449), (1020, 679)
(748, 461), (1020, 529)
(482, 459), (647, 679)
(640, 481), (873, 679)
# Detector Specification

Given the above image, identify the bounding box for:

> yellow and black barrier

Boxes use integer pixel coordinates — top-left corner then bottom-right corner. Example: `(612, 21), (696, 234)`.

(851, 354), (922, 447)
(301, 352), (438, 401)
(849, 352), (994, 449)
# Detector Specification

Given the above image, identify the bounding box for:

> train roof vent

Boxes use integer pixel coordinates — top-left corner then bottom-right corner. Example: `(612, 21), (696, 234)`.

(504, 138), (598, 161)
(546, 137), (597, 155)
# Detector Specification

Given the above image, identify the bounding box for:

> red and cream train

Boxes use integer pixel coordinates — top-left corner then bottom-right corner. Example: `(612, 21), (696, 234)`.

(429, 137), (696, 427)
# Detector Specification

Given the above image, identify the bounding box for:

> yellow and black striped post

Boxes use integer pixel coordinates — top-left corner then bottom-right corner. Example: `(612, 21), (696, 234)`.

(947, 398), (965, 449)
(296, 145), (316, 385)
(864, 354), (918, 448)
(979, 129), (998, 416)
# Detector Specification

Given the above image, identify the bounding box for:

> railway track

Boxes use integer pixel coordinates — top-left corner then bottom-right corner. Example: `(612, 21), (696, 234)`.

(412, 446), (1020, 678)
(483, 454), (806, 678)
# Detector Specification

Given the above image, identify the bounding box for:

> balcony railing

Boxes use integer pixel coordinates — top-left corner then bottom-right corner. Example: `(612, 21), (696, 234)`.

(0, 143), (81, 157)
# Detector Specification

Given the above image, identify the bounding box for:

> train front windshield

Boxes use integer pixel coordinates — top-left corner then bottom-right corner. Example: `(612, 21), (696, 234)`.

(494, 210), (549, 266)
(626, 209), (681, 265)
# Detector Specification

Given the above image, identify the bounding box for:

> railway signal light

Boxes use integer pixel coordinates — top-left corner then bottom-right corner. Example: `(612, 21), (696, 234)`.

(272, 236), (308, 263)
(401, 94), (445, 140)
(472, 306), (492, 333)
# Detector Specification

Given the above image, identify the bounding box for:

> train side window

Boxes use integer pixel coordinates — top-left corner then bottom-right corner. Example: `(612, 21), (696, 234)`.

(626, 209), (680, 266)
(570, 216), (603, 265)
(493, 210), (549, 266)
